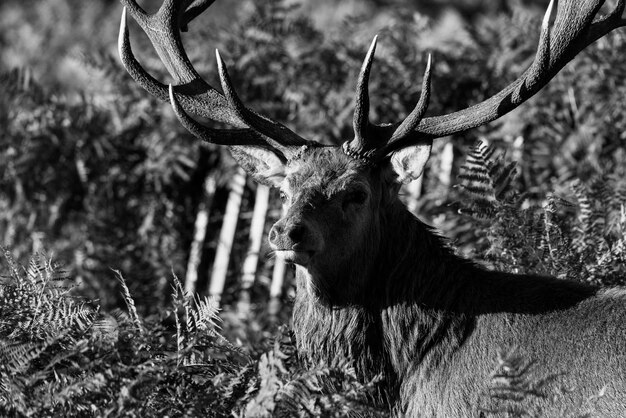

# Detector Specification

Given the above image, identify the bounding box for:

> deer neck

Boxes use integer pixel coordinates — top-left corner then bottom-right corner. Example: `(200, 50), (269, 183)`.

(373, 200), (476, 379)
(376, 199), (474, 307)
(291, 198), (475, 390)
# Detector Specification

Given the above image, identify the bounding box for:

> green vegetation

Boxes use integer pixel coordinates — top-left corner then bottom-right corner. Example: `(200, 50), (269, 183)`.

(1, 0), (625, 416)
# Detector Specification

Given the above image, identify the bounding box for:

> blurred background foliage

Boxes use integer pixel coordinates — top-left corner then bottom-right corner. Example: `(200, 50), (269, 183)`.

(1, 0), (626, 316)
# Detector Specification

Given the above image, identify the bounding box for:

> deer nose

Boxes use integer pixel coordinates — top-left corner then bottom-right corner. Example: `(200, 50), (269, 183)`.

(269, 221), (307, 248)
(268, 226), (280, 245)
(287, 225), (305, 242)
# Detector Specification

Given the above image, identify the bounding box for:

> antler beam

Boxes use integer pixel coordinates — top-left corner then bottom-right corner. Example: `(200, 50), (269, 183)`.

(120, 0), (626, 165)
(118, 0), (310, 157)
(344, 0), (626, 160)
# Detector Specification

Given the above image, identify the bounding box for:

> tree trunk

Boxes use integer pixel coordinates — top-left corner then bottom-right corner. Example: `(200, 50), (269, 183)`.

(208, 168), (246, 303)
(184, 175), (216, 294)
(237, 184), (270, 313)
(268, 206), (287, 316)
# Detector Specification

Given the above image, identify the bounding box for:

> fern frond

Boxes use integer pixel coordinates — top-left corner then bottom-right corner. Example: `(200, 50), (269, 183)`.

(457, 140), (519, 220)
(170, 273), (190, 365)
(190, 295), (221, 335)
(46, 372), (107, 409)
(112, 269), (142, 333)
(1, 252), (95, 341)
(0, 339), (48, 375)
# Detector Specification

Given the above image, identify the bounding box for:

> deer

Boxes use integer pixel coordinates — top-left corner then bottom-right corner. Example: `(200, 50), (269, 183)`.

(118, 0), (626, 416)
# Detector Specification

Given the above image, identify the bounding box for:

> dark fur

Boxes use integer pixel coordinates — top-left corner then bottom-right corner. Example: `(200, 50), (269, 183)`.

(283, 148), (626, 417)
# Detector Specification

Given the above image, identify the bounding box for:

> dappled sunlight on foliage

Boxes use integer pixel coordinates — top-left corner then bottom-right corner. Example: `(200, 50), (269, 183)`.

(1, 0), (626, 415)
(454, 141), (626, 286)
(0, 253), (387, 416)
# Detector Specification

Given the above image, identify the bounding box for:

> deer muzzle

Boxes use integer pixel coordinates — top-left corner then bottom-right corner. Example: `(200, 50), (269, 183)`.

(268, 219), (319, 265)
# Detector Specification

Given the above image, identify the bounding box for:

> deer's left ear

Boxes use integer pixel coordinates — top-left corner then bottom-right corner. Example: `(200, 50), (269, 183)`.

(228, 146), (286, 187)
(388, 141), (432, 183)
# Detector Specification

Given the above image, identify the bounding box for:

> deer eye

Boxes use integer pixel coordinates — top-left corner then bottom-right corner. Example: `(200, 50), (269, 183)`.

(344, 190), (368, 206)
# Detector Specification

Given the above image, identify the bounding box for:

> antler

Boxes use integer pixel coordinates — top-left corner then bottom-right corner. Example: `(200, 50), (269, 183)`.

(120, 0), (625, 165)
(118, 0), (310, 158)
(344, 0), (626, 161)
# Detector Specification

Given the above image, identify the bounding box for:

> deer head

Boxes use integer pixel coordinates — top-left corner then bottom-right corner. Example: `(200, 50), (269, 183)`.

(118, 0), (626, 302)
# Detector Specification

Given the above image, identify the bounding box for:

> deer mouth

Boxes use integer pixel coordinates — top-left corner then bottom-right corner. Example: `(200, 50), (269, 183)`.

(275, 249), (315, 265)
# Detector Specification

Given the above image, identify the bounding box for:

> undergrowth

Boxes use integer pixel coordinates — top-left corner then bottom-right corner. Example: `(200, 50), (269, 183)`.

(0, 250), (387, 417)
(455, 140), (626, 287)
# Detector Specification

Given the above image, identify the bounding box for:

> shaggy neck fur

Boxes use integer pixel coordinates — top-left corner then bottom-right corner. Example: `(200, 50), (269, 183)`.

(291, 182), (596, 406)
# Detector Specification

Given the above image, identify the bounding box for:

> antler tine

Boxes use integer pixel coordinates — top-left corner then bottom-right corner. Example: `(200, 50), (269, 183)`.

(382, 0), (626, 151)
(586, 0), (626, 44)
(180, 0), (216, 31)
(118, 0), (310, 152)
(342, 36), (380, 162)
(215, 50), (312, 152)
(385, 54), (433, 149)
(118, 7), (168, 101)
(528, 0), (554, 86)
(353, 36), (378, 143)
(119, 0), (148, 25)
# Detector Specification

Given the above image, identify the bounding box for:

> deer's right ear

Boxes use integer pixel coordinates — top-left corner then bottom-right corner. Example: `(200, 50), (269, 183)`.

(388, 141), (432, 183)
(228, 146), (286, 187)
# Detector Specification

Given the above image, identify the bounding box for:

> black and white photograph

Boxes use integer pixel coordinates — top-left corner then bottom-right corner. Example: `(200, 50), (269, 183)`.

(1, 0), (625, 416)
